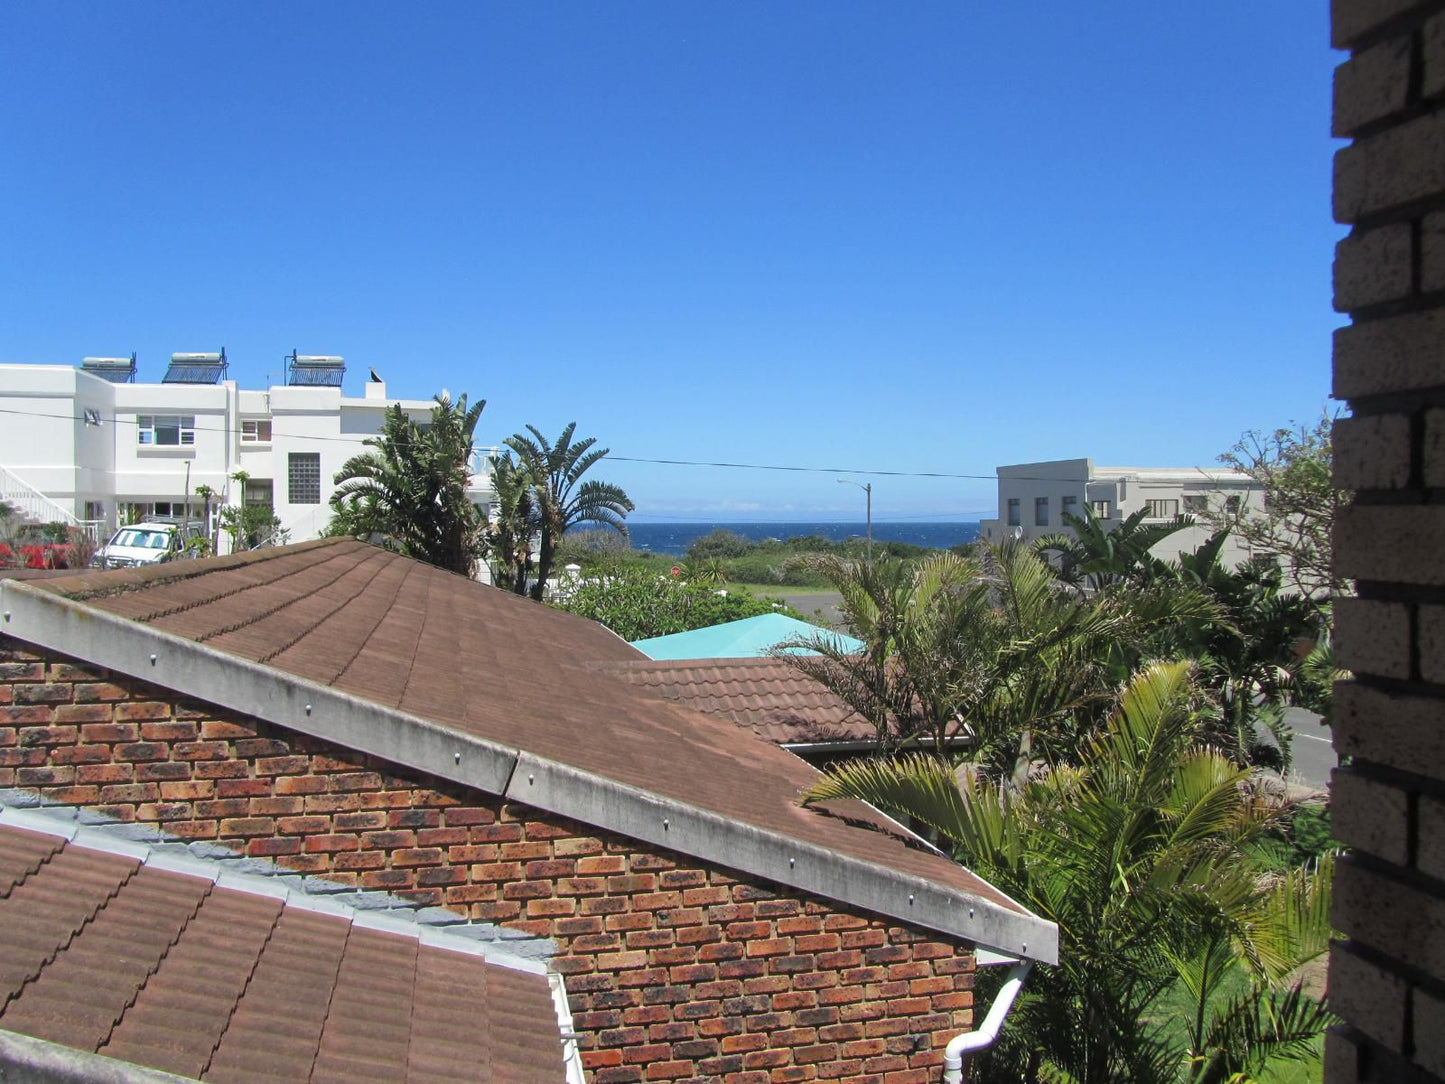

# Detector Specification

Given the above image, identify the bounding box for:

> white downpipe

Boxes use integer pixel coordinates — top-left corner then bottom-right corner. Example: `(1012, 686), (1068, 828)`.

(941, 962), (1032, 1084)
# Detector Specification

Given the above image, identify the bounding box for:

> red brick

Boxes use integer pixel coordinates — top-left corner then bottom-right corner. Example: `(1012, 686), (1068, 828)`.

(160, 781), (214, 801)
(99, 783), (159, 803)
(51, 744), (110, 765)
(139, 721), (198, 741)
(247, 836), (303, 857)
(274, 775), (331, 795)
(53, 704), (116, 724)
(14, 684), (72, 704)
(277, 815), (331, 835)
(194, 761), (248, 779)
(389, 808), (440, 828)
(136, 762), (191, 782)
(234, 738), (291, 757)
(114, 702), (170, 721)
(114, 742), (166, 762)
(42, 785), (99, 804)
(441, 805), (495, 826)
(0, 706), (55, 725)
(218, 817), (275, 837)
(76, 764), (133, 785)
(334, 850), (386, 871)
(334, 811), (388, 830)
(393, 847), (444, 867)
(73, 682), (128, 703)
(305, 834), (362, 853)
(80, 722), (138, 743)
(199, 720), (254, 739)
(256, 755), (310, 776)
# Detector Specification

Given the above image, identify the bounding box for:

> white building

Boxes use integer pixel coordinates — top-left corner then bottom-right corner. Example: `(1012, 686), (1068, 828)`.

(977, 458), (1262, 566)
(0, 352), (494, 551)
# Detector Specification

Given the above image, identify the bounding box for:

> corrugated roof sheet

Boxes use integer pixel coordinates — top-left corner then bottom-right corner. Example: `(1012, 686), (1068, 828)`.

(21, 538), (1032, 921)
(0, 820), (563, 1082)
(629, 611), (866, 660)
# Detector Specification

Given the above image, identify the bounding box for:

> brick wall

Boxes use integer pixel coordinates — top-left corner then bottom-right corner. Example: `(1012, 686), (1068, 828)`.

(0, 636), (974, 1084)
(1331, 2), (1445, 1081)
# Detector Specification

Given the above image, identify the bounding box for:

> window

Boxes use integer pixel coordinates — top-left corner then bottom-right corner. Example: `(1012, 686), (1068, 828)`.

(1061, 495), (1079, 520)
(288, 453), (321, 505)
(1007, 498), (1020, 526)
(1035, 497), (1049, 526)
(1090, 499), (1111, 518)
(137, 415), (196, 446)
(1225, 496), (1242, 515)
(151, 501), (198, 519)
(1146, 499), (1180, 519)
(83, 501), (105, 521)
(1184, 495), (1208, 514)
(241, 419), (273, 443)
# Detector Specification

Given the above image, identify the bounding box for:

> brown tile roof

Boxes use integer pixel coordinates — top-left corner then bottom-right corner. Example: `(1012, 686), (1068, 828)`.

(0, 818), (565, 1082)
(10, 538), (1052, 955)
(606, 656), (878, 747)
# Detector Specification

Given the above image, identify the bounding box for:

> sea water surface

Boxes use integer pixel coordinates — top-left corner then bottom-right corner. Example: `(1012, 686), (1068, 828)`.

(622, 521), (981, 557)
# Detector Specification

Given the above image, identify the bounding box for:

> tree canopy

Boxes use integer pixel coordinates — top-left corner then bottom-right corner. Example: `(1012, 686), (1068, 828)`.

(503, 422), (633, 600)
(804, 662), (1332, 1083)
(1208, 416), (1346, 613)
(328, 393), (486, 575)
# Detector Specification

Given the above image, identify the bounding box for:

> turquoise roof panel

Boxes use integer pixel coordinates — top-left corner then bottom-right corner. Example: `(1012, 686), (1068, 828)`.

(630, 612), (864, 661)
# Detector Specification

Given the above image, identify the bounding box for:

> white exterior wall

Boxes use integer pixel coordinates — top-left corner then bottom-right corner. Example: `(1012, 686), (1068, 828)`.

(0, 363), (491, 552)
(978, 457), (1262, 567)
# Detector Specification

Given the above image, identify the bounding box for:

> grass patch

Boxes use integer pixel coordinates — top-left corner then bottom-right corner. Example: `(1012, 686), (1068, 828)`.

(726, 582), (839, 596)
(1146, 969), (1325, 1082)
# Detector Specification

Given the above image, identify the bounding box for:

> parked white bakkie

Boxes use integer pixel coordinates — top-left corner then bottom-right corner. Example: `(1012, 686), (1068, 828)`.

(90, 520), (203, 569)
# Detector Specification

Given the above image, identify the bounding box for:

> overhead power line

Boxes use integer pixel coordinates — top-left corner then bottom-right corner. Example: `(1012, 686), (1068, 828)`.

(0, 404), (1235, 485)
(609, 455), (993, 481)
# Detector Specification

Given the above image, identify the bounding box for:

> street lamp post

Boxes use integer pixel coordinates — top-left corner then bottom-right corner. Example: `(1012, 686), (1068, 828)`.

(838, 478), (872, 563)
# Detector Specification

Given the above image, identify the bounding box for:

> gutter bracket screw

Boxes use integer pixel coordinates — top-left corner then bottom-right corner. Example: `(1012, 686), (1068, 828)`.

(454, 752), (461, 764)
(304, 704), (312, 716)
(149, 653), (157, 665)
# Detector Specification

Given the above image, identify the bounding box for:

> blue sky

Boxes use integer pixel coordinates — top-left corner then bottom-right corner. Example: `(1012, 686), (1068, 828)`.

(0, 5), (1341, 521)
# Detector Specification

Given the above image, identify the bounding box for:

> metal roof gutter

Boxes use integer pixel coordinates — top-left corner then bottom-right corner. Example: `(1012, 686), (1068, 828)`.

(0, 580), (1058, 965)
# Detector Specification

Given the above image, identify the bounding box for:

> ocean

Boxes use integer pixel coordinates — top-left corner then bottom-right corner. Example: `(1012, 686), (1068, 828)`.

(622, 521), (981, 557)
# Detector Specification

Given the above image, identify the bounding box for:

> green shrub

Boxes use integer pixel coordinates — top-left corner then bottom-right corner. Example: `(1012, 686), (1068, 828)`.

(1288, 801), (1337, 864)
(551, 567), (802, 641)
(685, 529), (754, 560)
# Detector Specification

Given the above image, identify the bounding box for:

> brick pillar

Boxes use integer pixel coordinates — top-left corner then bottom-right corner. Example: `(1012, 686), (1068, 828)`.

(1330, 2), (1445, 1080)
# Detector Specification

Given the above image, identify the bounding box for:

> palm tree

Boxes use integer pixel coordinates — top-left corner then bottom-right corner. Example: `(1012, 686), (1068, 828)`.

(778, 542), (1214, 769)
(330, 393), (486, 575)
(1033, 504), (1193, 591)
(505, 423), (633, 600)
(485, 450), (538, 594)
(1152, 529), (1322, 772)
(802, 662), (1332, 1084)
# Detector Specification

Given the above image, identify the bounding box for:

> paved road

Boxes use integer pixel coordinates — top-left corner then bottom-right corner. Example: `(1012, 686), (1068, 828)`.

(1281, 705), (1335, 797)
(773, 590), (846, 628)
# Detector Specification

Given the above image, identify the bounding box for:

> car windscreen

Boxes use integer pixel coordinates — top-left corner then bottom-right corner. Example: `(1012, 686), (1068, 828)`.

(112, 529), (170, 550)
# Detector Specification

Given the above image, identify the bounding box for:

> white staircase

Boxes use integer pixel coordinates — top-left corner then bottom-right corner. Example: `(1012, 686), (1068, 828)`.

(0, 465), (101, 540)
